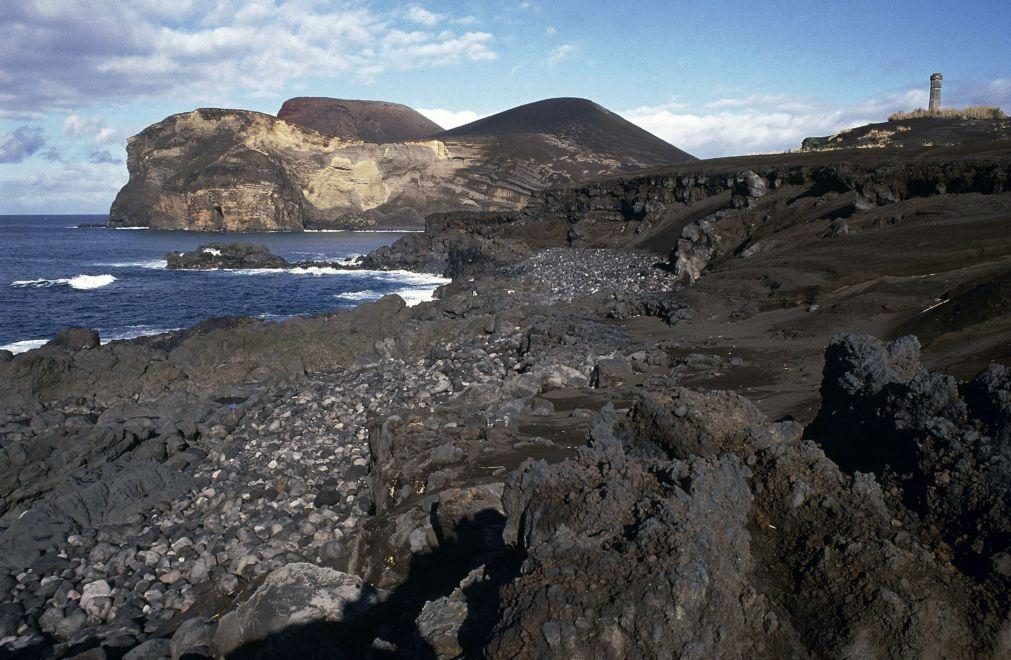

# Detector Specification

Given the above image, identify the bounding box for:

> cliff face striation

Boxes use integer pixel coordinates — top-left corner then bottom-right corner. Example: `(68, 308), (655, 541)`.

(109, 98), (694, 231)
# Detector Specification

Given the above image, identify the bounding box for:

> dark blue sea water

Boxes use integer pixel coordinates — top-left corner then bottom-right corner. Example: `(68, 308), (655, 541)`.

(0, 215), (446, 353)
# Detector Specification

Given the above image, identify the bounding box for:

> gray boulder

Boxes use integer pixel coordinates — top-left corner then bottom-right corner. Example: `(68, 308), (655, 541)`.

(212, 563), (384, 657)
(47, 327), (101, 350)
(170, 617), (214, 659)
(123, 638), (171, 659)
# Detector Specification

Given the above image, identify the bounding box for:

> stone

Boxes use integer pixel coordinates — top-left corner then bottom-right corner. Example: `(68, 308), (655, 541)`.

(80, 580), (113, 618)
(212, 563), (384, 656)
(170, 617), (214, 660)
(166, 244), (290, 270)
(47, 327), (101, 350)
(590, 356), (634, 388)
(417, 595), (468, 659)
(123, 638), (172, 660)
(216, 573), (241, 596)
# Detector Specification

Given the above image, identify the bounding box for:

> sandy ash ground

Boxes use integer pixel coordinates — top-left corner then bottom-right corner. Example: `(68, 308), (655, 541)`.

(0, 125), (1010, 658)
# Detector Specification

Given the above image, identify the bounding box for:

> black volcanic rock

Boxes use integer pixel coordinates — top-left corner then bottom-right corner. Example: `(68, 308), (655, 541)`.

(46, 327), (100, 351)
(277, 97), (444, 142)
(166, 243), (289, 270)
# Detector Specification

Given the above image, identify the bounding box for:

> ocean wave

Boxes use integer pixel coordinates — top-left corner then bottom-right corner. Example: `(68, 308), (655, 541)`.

(101, 325), (180, 343)
(335, 284), (445, 307)
(303, 229), (422, 233)
(0, 339), (48, 354)
(216, 266), (449, 288)
(10, 274), (117, 290)
(1, 326), (178, 355)
(336, 289), (382, 301)
(94, 259), (167, 269)
(368, 269), (450, 286)
(393, 287), (441, 306)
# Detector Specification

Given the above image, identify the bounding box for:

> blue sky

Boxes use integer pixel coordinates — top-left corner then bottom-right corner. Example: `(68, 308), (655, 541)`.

(1, 0), (1008, 213)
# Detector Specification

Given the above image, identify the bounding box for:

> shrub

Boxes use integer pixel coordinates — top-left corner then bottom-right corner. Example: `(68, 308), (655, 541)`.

(888, 106), (1007, 121)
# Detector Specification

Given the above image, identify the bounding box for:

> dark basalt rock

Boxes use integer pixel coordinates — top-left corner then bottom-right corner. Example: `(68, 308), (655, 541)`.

(810, 334), (1011, 584)
(46, 327), (100, 351)
(166, 243), (290, 270)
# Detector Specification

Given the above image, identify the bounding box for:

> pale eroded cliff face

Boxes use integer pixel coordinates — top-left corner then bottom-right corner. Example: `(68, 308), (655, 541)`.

(109, 109), (495, 230)
(109, 99), (695, 231)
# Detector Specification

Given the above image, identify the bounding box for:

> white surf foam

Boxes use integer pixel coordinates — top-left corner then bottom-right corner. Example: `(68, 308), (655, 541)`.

(10, 274), (117, 290)
(0, 339), (48, 354)
(2, 326), (180, 355)
(393, 287), (442, 306)
(303, 229), (422, 233)
(336, 289), (382, 301)
(95, 259), (167, 269)
(101, 326), (180, 343)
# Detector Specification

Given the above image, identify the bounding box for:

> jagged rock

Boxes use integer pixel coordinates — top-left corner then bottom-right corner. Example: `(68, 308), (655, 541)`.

(122, 638), (172, 659)
(810, 334), (1011, 605)
(733, 169), (767, 207)
(47, 327), (100, 350)
(629, 385), (774, 459)
(166, 244), (289, 270)
(212, 563), (384, 657)
(672, 219), (720, 284)
(590, 356), (633, 388)
(492, 428), (788, 657)
(170, 618), (214, 660)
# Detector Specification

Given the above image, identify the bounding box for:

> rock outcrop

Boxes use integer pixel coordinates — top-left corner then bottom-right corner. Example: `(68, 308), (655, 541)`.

(108, 98), (695, 232)
(801, 116), (1011, 151)
(166, 243), (289, 270)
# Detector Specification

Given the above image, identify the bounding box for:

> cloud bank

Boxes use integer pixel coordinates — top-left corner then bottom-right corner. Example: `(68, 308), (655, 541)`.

(0, 1), (497, 114)
(621, 89), (934, 158)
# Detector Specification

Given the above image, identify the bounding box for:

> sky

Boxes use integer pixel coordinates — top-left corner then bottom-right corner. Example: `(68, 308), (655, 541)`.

(1, 0), (1009, 214)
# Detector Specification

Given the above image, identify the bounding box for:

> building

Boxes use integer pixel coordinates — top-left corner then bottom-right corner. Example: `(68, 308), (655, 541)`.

(929, 73), (943, 113)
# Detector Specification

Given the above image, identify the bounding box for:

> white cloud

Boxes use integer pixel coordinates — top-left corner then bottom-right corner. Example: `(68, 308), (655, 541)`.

(547, 43), (578, 64)
(0, 162), (127, 213)
(621, 89), (935, 158)
(405, 6), (442, 27)
(0, 1), (497, 113)
(417, 108), (486, 130)
(63, 114), (118, 145)
(546, 26), (556, 35)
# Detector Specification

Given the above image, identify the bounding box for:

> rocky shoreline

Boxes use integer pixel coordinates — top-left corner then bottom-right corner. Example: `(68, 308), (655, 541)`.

(2, 147), (1010, 658)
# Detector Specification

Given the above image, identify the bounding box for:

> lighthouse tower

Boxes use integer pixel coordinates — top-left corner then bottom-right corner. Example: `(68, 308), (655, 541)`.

(929, 73), (943, 113)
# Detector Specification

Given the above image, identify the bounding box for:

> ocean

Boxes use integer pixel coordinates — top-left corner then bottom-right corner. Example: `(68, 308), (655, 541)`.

(0, 215), (447, 353)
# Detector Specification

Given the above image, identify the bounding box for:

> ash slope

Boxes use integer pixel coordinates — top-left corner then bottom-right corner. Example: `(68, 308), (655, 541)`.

(437, 97), (695, 172)
(5, 127), (1010, 658)
(108, 98), (693, 232)
(276, 98), (444, 142)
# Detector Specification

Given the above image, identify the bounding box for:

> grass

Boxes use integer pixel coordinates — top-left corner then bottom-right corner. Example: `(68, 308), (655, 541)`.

(888, 106), (1007, 121)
